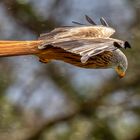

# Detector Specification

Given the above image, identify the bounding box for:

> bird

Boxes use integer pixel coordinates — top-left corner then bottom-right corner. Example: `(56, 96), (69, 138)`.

(37, 15), (131, 78)
(0, 15), (131, 78)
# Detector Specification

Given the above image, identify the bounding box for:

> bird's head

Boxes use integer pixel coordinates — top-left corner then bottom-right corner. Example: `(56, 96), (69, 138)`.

(113, 49), (128, 78)
(113, 41), (131, 78)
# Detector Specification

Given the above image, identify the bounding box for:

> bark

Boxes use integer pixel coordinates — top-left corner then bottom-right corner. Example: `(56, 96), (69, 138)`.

(0, 40), (43, 57)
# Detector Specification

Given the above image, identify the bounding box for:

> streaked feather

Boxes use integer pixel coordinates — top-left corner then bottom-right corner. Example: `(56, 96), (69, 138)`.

(85, 15), (97, 25)
(39, 26), (115, 41)
(39, 15), (115, 40)
(72, 21), (86, 25)
(39, 38), (121, 63)
(72, 15), (109, 27)
(37, 16), (130, 77)
(100, 17), (109, 27)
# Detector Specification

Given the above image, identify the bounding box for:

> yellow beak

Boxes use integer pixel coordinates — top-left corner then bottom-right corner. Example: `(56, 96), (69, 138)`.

(118, 72), (125, 78)
(115, 68), (125, 78)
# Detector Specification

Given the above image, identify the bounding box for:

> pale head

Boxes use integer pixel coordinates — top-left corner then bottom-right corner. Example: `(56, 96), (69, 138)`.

(111, 48), (128, 78)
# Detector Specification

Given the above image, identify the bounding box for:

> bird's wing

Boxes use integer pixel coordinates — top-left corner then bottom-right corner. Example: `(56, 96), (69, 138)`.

(39, 38), (123, 63)
(39, 26), (115, 40)
(73, 15), (109, 27)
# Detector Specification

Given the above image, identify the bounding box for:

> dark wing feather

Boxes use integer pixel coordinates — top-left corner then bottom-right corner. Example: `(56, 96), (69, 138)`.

(100, 17), (109, 27)
(85, 15), (96, 25)
(72, 21), (86, 25)
(72, 15), (96, 26)
(39, 38), (119, 63)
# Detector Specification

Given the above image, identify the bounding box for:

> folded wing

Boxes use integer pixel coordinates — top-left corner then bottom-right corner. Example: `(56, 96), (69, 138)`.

(39, 25), (115, 41)
(39, 38), (122, 63)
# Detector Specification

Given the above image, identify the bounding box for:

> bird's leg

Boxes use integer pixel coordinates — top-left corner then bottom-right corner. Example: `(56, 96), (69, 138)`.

(39, 58), (51, 63)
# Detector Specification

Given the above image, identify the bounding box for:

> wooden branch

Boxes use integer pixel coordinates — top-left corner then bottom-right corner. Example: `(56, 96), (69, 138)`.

(0, 40), (43, 57)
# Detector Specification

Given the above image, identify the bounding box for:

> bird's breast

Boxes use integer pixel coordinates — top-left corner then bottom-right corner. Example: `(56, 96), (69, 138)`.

(37, 47), (113, 69)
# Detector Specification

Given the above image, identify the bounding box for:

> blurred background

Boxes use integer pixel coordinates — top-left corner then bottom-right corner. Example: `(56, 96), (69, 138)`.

(0, 0), (139, 140)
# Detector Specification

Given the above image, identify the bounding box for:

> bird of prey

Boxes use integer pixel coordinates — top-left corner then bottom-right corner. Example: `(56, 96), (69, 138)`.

(37, 15), (131, 78)
(0, 15), (131, 78)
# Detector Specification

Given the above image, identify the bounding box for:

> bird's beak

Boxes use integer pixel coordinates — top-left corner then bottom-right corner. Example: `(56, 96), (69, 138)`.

(115, 68), (125, 78)
(118, 72), (125, 78)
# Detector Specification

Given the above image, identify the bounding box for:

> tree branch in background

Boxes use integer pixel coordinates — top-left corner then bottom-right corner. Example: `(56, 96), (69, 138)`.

(2, 0), (57, 34)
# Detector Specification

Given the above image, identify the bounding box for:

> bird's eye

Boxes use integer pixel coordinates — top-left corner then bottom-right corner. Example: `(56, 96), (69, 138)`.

(118, 65), (123, 70)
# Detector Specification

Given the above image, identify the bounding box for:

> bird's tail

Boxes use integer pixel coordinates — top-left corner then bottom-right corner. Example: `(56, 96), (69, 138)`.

(0, 40), (43, 57)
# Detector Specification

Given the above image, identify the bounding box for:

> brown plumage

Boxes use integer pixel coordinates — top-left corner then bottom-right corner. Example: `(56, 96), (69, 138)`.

(37, 38), (115, 69)
(0, 15), (131, 78)
(37, 16), (131, 78)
